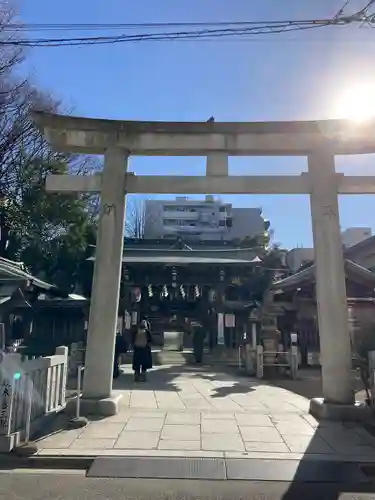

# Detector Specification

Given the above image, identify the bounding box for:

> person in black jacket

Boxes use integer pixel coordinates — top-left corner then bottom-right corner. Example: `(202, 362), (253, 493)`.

(132, 320), (153, 382)
(113, 332), (128, 379)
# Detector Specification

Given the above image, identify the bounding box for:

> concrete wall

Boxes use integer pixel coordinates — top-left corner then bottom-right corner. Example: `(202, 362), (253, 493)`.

(228, 207), (264, 241)
(341, 227), (372, 248)
(286, 248), (315, 272)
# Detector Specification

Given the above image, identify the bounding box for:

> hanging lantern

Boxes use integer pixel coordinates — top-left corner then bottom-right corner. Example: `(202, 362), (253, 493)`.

(171, 267), (177, 288)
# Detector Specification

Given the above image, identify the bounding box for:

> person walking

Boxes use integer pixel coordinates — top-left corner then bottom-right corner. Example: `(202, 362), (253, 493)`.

(132, 319), (153, 382)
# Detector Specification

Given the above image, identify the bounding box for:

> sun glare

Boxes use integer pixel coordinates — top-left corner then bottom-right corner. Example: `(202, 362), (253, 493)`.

(334, 83), (375, 123)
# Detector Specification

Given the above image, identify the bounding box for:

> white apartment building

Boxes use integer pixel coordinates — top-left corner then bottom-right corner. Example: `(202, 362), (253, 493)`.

(143, 196), (266, 241)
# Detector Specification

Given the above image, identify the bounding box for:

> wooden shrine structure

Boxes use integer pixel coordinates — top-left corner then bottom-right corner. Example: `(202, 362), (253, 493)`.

(88, 237), (280, 349)
(271, 259), (375, 365)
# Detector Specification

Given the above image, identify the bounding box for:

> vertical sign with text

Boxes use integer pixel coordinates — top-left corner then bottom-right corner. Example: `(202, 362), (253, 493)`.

(0, 376), (13, 435)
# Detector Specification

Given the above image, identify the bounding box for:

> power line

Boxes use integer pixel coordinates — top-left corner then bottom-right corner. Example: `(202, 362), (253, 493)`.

(0, 23), (345, 47)
(1, 10), (374, 48)
(7, 24), (333, 48)
(0, 18), (353, 31)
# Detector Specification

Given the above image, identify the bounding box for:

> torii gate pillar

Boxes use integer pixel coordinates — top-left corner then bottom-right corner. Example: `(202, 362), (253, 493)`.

(308, 151), (353, 410)
(81, 147), (128, 414)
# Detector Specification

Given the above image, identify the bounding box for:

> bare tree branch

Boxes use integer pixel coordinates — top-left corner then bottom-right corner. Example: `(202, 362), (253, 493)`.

(125, 196), (155, 239)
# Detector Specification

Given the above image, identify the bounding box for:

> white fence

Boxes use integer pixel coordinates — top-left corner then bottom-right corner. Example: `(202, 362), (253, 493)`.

(0, 346), (68, 451)
(255, 344), (299, 380)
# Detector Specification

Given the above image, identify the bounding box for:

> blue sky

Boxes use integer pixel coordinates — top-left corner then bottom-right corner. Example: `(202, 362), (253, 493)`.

(19, 0), (375, 248)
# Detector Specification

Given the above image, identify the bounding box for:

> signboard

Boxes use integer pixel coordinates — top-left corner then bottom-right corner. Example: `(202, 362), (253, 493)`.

(124, 311), (131, 330)
(225, 314), (235, 328)
(131, 311), (138, 326)
(0, 323), (4, 351)
(217, 313), (224, 345)
(0, 378), (12, 435)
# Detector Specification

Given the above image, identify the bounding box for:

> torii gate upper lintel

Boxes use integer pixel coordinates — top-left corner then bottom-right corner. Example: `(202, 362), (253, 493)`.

(33, 111), (375, 419)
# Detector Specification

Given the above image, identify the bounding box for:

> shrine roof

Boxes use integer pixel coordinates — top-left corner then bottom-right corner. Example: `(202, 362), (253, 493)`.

(0, 257), (78, 299)
(122, 255), (260, 265)
(271, 259), (375, 291)
(0, 257), (55, 290)
(344, 234), (375, 257)
(89, 238), (263, 265)
(88, 254), (261, 265)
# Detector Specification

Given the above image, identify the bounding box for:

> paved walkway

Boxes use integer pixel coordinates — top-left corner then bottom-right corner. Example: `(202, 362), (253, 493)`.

(35, 365), (375, 462)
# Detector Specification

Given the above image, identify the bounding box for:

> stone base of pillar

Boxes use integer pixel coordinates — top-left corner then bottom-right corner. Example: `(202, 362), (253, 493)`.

(65, 394), (123, 417)
(309, 398), (372, 422)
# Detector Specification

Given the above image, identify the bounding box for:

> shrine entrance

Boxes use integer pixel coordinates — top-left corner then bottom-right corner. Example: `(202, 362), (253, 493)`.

(34, 112), (375, 418)
(108, 237), (264, 354)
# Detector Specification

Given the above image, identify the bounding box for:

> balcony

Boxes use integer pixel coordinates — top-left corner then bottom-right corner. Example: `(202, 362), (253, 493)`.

(163, 224), (223, 234)
(162, 210), (198, 220)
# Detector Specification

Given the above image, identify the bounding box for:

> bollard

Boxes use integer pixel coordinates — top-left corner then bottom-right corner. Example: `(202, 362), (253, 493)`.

(291, 345), (299, 380)
(67, 365), (88, 429)
(24, 378), (33, 445)
(290, 332), (298, 380)
(256, 344), (264, 379)
(76, 365), (84, 419)
(238, 345), (242, 370)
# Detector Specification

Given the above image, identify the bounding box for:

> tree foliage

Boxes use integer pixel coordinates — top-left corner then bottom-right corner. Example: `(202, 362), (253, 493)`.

(0, 1), (98, 292)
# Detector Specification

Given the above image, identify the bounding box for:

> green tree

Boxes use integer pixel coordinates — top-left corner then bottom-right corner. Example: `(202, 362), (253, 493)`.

(0, 1), (99, 292)
(5, 156), (97, 291)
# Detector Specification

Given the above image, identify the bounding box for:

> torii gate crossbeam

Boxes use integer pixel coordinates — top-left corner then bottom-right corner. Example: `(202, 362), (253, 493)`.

(33, 111), (375, 421)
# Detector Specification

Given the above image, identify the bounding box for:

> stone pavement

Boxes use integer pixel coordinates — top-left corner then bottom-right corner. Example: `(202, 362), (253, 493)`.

(34, 365), (375, 462)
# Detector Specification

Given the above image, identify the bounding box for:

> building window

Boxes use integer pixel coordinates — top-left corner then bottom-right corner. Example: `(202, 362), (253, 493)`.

(219, 206), (226, 212)
(226, 218), (233, 228)
(219, 220), (225, 226)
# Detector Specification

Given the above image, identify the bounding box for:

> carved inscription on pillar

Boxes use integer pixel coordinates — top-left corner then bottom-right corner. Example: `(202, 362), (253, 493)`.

(322, 204), (338, 220)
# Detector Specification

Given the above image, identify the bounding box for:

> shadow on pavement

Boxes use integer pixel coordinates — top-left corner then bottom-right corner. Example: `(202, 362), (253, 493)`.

(111, 363), (260, 393)
(210, 383), (256, 398)
(281, 419), (375, 499)
(269, 368), (365, 401)
(112, 368), (181, 392)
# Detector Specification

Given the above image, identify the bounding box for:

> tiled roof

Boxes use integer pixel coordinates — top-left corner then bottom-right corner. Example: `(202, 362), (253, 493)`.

(271, 259), (375, 291)
(0, 257), (70, 298)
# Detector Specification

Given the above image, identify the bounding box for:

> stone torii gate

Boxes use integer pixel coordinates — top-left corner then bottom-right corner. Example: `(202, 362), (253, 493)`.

(33, 112), (375, 419)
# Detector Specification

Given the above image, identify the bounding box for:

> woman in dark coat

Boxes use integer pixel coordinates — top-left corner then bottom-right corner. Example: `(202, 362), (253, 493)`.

(131, 320), (153, 382)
